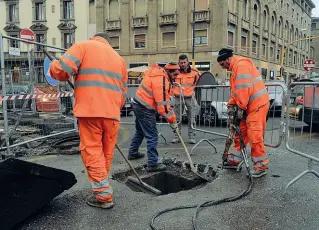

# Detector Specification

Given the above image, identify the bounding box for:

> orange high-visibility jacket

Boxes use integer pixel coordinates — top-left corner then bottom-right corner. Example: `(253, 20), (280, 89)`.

(173, 67), (200, 97)
(228, 56), (269, 112)
(49, 37), (128, 121)
(134, 64), (177, 124)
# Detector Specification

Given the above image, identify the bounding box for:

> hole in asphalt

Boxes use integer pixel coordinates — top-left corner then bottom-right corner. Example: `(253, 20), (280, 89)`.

(112, 158), (216, 195)
(140, 171), (205, 195)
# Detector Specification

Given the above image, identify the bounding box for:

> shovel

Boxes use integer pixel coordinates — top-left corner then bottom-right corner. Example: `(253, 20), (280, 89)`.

(175, 131), (210, 182)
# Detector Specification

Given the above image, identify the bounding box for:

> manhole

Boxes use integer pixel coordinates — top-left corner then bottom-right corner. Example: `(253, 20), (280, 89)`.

(112, 158), (216, 195)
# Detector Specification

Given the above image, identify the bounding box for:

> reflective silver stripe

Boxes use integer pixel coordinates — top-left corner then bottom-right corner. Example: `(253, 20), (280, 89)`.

(163, 111), (174, 118)
(75, 80), (122, 92)
(59, 59), (74, 75)
(79, 68), (122, 81)
(249, 88), (267, 103)
(252, 155), (268, 163)
(98, 187), (113, 196)
(63, 54), (81, 67)
(236, 83), (253, 90)
(236, 74), (252, 80)
(134, 95), (154, 110)
(91, 178), (110, 189)
(140, 83), (153, 97)
(157, 101), (170, 106)
(252, 76), (262, 84)
(181, 83), (193, 87)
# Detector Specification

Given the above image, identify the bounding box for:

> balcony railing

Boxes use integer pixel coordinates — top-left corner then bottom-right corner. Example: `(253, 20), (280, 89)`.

(228, 12), (238, 25)
(242, 18), (249, 30)
(132, 16), (148, 29)
(105, 19), (121, 31)
(194, 10), (210, 23)
(159, 13), (177, 27)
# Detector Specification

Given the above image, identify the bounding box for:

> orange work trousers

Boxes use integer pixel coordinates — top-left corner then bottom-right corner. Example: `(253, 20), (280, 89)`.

(228, 103), (269, 170)
(78, 117), (119, 203)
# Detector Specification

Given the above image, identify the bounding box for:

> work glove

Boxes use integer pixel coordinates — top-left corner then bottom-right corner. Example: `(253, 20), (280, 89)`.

(170, 122), (179, 133)
(227, 105), (235, 117)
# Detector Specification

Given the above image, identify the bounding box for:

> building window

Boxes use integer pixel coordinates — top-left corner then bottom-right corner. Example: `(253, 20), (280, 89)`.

(294, 52), (297, 65)
(35, 2), (45, 21)
(109, 0), (119, 20)
(263, 9), (268, 29)
(134, 34), (146, 48)
(228, 31), (234, 47)
(162, 32), (176, 47)
(277, 45), (282, 61)
(271, 15), (276, 34)
(134, 0), (146, 17)
(278, 20), (282, 38)
(63, 33), (73, 48)
(110, 36), (120, 50)
(162, 0), (176, 14)
(8, 3), (18, 23)
(242, 0), (249, 19)
(194, 30), (207, 46)
(228, 0), (236, 13)
(252, 34), (258, 54)
(8, 35), (20, 48)
(253, 2), (259, 25)
(129, 63), (149, 68)
(35, 34), (45, 51)
(195, 0), (208, 10)
(270, 42), (275, 58)
(262, 38), (267, 57)
(61, 0), (73, 20)
(241, 29), (248, 51)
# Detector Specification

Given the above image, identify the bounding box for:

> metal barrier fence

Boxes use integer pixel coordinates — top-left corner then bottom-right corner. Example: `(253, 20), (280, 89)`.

(285, 81), (319, 191)
(0, 34), (77, 158)
(189, 83), (286, 156)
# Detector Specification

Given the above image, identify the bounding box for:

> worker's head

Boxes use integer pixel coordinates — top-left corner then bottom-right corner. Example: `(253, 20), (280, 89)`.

(178, 54), (189, 71)
(93, 32), (110, 42)
(164, 62), (180, 80)
(217, 48), (233, 70)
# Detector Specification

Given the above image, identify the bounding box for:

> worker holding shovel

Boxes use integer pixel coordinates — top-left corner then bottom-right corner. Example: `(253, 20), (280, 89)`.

(127, 62), (180, 172)
(49, 32), (128, 209)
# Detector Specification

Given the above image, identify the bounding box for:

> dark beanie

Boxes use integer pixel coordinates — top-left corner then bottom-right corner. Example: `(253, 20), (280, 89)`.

(93, 32), (110, 41)
(217, 48), (233, 62)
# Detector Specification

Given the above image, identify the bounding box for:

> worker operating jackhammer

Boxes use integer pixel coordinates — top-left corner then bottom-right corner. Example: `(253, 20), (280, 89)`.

(217, 48), (270, 178)
(49, 32), (128, 209)
(127, 62), (180, 172)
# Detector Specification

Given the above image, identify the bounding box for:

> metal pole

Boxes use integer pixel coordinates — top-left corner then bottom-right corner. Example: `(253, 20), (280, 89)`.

(192, 0), (195, 68)
(0, 33), (12, 158)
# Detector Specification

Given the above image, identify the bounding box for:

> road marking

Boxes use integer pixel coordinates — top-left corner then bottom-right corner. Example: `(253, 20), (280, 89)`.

(27, 155), (57, 162)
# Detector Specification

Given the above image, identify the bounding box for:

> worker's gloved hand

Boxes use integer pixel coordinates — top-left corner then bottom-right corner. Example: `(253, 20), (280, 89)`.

(237, 108), (246, 120)
(170, 122), (178, 133)
(227, 105), (235, 117)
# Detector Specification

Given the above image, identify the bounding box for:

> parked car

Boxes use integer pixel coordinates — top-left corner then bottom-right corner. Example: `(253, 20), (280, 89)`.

(265, 80), (287, 115)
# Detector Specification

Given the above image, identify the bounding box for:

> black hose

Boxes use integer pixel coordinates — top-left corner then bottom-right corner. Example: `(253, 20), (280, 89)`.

(150, 124), (253, 230)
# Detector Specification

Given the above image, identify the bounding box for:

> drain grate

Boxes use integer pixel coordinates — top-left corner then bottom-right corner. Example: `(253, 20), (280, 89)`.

(112, 158), (216, 195)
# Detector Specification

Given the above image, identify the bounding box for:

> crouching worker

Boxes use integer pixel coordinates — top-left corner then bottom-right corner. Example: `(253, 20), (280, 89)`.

(217, 48), (270, 178)
(50, 32), (128, 209)
(128, 62), (180, 172)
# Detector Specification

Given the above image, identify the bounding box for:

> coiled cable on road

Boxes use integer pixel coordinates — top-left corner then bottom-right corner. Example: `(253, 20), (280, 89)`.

(150, 125), (253, 230)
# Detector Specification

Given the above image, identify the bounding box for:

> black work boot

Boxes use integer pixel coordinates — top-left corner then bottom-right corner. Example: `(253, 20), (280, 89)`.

(128, 152), (145, 160)
(86, 195), (114, 209)
(146, 163), (167, 172)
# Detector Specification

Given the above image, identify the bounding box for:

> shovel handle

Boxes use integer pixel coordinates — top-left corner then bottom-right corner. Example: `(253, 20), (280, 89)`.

(43, 49), (75, 89)
(175, 131), (196, 170)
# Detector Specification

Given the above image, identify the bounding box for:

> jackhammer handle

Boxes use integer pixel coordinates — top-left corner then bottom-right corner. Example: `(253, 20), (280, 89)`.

(43, 49), (75, 89)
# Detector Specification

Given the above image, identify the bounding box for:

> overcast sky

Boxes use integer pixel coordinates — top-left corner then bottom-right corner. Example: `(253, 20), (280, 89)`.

(313, 0), (319, 17)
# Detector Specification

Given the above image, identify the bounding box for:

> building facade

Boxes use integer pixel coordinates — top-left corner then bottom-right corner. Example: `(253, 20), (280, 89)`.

(310, 17), (319, 77)
(94, 0), (315, 81)
(0, 0), (96, 84)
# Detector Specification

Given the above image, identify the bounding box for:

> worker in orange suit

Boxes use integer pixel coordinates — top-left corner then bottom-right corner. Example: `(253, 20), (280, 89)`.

(127, 63), (180, 172)
(49, 32), (128, 209)
(171, 54), (200, 144)
(217, 48), (270, 178)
